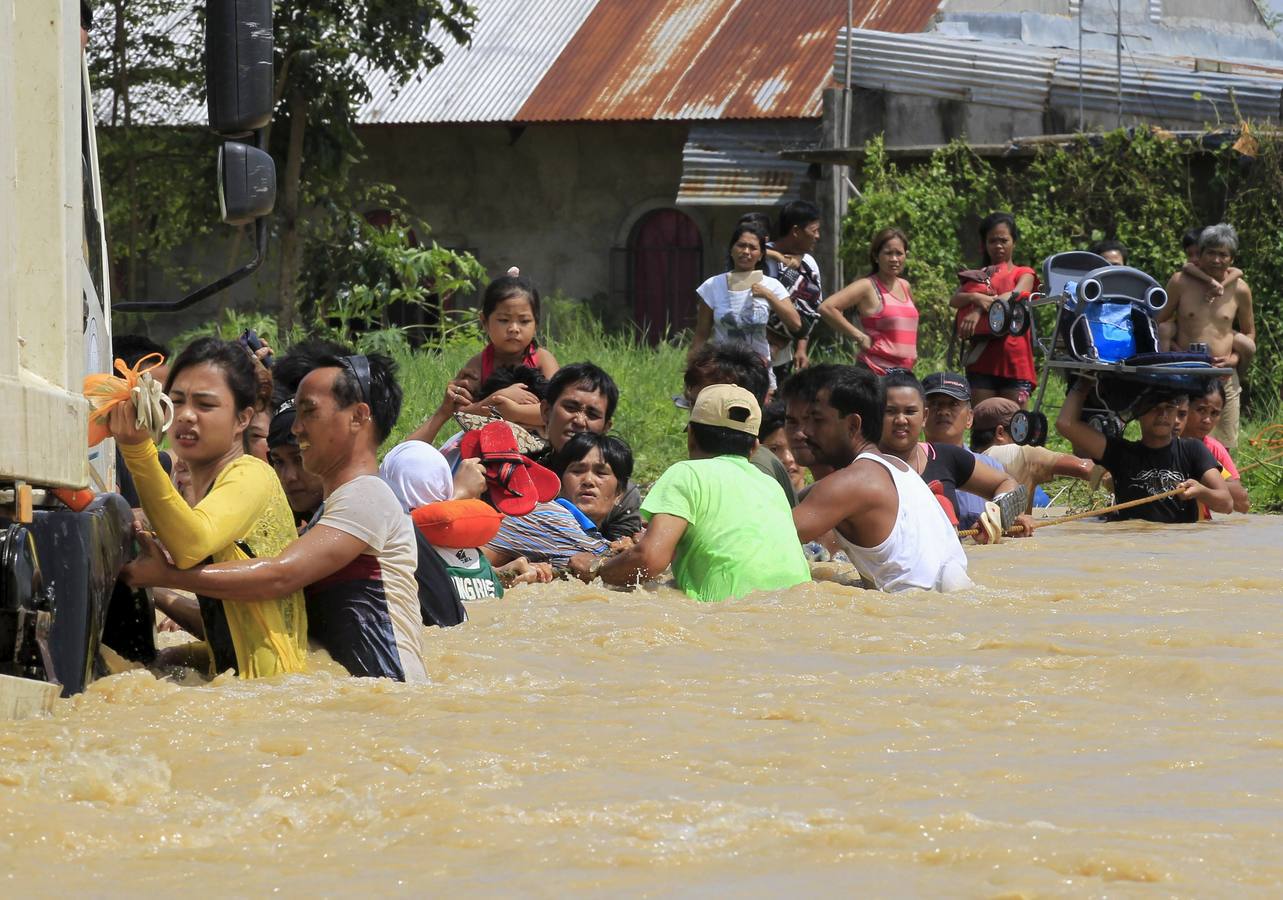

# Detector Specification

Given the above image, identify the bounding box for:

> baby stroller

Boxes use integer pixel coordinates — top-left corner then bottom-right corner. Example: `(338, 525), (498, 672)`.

(1007, 251), (1232, 446)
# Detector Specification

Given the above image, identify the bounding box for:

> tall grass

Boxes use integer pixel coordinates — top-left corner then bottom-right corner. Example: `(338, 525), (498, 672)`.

(391, 316), (690, 485)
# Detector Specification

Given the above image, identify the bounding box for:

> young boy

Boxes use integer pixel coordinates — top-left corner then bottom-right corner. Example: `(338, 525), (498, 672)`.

(1056, 378), (1231, 522)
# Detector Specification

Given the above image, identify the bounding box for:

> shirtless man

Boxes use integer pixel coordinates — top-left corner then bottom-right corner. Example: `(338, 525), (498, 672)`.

(1157, 223), (1255, 449)
(791, 366), (971, 593)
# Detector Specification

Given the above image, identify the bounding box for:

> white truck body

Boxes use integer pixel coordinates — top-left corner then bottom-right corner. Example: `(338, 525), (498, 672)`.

(0, 0), (112, 492)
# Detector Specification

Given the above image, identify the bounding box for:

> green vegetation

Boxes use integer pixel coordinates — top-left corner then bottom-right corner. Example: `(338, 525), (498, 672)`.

(390, 314), (691, 486)
(839, 128), (1283, 406)
(91, 0), (476, 323)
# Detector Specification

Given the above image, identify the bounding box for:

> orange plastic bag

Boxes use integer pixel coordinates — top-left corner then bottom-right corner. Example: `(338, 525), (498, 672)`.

(84, 352), (165, 447)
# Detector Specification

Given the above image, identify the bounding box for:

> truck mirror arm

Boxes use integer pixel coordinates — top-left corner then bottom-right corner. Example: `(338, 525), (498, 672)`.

(113, 215), (267, 313)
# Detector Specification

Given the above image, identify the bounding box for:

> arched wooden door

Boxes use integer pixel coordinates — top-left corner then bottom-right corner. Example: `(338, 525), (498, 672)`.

(630, 209), (703, 345)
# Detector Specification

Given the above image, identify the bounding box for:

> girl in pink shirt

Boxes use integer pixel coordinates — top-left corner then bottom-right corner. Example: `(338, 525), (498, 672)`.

(1183, 382), (1251, 513)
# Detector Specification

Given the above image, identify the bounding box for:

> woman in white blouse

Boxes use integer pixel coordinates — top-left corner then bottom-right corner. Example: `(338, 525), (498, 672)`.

(690, 223), (801, 384)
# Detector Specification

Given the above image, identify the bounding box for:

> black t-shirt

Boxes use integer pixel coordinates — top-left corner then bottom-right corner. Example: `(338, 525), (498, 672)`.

(919, 442), (976, 522)
(1097, 435), (1219, 523)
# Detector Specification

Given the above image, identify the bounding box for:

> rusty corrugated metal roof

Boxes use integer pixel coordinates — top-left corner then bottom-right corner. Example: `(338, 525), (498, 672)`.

(360, 0), (600, 124)
(515, 0), (941, 123)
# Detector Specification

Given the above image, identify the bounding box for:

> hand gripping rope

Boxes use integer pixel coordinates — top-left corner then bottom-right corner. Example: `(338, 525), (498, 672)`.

(957, 487), (1187, 540)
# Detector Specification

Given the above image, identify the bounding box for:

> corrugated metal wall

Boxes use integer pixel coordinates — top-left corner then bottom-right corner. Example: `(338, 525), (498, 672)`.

(835, 29), (1058, 112)
(677, 121), (819, 206)
(834, 27), (1283, 126)
(1050, 53), (1283, 123)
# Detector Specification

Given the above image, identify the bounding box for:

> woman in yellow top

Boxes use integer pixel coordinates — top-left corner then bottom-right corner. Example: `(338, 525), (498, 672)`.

(110, 337), (307, 678)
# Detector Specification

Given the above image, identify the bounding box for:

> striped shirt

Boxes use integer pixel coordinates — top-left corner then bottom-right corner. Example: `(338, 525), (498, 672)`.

(859, 276), (919, 373)
(485, 501), (609, 568)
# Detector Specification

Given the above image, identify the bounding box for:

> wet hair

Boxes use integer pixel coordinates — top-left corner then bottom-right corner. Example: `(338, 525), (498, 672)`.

(271, 337), (353, 408)
(868, 227), (909, 276)
(112, 334), (168, 368)
(736, 211), (774, 239)
(825, 366), (884, 443)
(979, 212), (1019, 266)
(684, 341), (770, 406)
(726, 224), (768, 270)
(549, 432), (634, 491)
(779, 363), (843, 404)
(314, 352), (403, 444)
(165, 337), (272, 415)
(689, 422), (756, 458)
(882, 369), (926, 403)
(481, 275), (540, 320)
(1191, 379), (1227, 405)
(480, 365), (549, 401)
(1090, 238), (1128, 262)
(1198, 223), (1238, 255)
(1134, 388), (1186, 419)
(758, 401), (787, 440)
(1181, 226), (1204, 250)
(779, 200), (821, 237)
(546, 362), (619, 422)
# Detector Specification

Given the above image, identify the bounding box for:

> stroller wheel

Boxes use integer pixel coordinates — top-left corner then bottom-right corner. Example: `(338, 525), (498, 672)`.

(1009, 410), (1033, 445)
(1009, 301), (1030, 337)
(1088, 413), (1124, 438)
(987, 299), (1011, 336)
(1028, 411), (1048, 446)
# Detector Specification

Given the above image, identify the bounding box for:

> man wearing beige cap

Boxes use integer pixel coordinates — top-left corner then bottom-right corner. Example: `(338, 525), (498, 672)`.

(567, 384), (810, 602)
(970, 397), (1099, 495)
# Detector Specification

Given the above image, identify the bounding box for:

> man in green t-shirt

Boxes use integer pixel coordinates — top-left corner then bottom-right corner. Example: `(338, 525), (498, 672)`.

(567, 385), (811, 602)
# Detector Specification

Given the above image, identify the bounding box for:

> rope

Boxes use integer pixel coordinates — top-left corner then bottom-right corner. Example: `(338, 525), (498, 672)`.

(957, 486), (1187, 538)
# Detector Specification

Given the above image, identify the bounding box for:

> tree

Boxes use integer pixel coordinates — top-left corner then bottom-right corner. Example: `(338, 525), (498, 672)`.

(89, 0), (214, 304)
(269, 1), (476, 332)
(90, 0), (476, 329)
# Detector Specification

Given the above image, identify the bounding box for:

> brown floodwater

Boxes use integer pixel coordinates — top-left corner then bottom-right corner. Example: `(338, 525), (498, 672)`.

(2, 516), (1282, 896)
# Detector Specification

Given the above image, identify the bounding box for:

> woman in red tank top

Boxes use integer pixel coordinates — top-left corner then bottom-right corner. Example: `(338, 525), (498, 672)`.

(950, 212), (1038, 404)
(818, 228), (919, 374)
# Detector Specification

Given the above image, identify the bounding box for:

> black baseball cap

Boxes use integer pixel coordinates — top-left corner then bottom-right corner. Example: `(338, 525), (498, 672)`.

(922, 371), (971, 402)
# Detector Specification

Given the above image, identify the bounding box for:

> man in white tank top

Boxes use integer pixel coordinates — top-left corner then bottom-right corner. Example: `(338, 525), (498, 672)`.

(789, 366), (972, 593)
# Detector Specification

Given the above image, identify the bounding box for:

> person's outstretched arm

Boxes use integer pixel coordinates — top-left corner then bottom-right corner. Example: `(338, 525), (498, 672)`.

(567, 514), (686, 586)
(125, 523), (368, 601)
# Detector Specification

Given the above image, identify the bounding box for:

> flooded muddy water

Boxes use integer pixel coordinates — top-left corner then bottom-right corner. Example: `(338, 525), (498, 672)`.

(3, 517), (1282, 896)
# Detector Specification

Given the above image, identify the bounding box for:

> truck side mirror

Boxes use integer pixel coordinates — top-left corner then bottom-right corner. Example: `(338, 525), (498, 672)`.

(205, 0), (273, 136)
(218, 141), (276, 226)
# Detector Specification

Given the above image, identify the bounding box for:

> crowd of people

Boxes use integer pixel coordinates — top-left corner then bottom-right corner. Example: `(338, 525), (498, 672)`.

(105, 202), (1256, 684)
